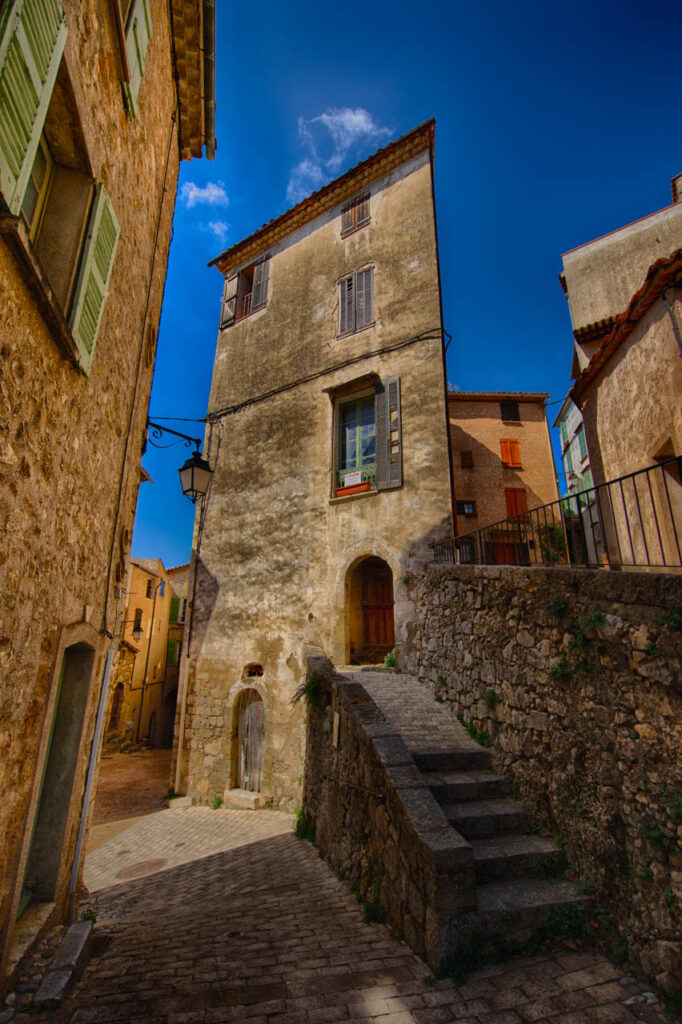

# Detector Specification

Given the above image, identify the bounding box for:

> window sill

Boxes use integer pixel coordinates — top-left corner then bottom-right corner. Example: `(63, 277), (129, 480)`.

(501, 419), (522, 425)
(329, 487), (379, 506)
(0, 213), (80, 368)
(336, 321), (376, 340)
(340, 221), (370, 239)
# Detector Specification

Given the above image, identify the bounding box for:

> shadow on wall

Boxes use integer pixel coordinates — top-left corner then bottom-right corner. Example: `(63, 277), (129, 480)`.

(188, 553), (220, 661)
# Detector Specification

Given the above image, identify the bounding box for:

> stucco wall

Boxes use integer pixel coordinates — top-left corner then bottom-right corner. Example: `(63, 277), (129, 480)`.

(579, 295), (682, 486)
(448, 396), (558, 533)
(563, 201), (682, 330)
(410, 563), (682, 991)
(182, 148), (453, 806)
(0, 0), (179, 979)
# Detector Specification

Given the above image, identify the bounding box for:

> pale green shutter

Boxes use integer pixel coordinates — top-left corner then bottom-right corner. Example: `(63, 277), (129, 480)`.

(169, 595), (180, 624)
(69, 184), (120, 375)
(220, 273), (238, 328)
(122, 0), (152, 118)
(166, 638), (177, 667)
(385, 376), (402, 488)
(0, 0), (67, 214)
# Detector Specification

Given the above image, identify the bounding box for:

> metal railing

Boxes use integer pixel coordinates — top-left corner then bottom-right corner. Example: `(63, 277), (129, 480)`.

(434, 456), (682, 571)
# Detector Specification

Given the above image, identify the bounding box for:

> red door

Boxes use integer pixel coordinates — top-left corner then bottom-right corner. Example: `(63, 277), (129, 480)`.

(361, 559), (394, 658)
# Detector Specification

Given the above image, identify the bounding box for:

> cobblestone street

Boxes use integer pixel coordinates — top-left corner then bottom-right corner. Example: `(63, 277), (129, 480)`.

(31, 807), (666, 1024)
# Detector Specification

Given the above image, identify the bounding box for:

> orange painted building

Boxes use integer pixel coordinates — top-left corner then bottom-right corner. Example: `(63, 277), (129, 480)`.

(448, 392), (559, 539)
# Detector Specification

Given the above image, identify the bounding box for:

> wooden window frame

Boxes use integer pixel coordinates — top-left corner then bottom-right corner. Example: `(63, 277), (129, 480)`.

(220, 256), (271, 328)
(336, 394), (377, 491)
(20, 134), (54, 241)
(341, 193), (370, 237)
(456, 500), (477, 517)
(330, 376), (402, 498)
(500, 439), (522, 468)
(338, 265), (374, 337)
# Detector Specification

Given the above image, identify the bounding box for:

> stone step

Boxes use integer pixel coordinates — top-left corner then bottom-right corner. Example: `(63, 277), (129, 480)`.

(423, 769), (508, 805)
(412, 747), (492, 773)
(443, 798), (531, 839)
(471, 834), (562, 882)
(448, 879), (591, 953)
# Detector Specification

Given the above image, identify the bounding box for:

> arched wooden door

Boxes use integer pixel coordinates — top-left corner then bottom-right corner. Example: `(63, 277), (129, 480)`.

(238, 692), (265, 793)
(349, 556), (394, 663)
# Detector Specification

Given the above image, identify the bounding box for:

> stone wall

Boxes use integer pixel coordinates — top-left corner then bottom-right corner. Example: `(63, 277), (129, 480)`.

(302, 657), (475, 969)
(409, 564), (682, 991)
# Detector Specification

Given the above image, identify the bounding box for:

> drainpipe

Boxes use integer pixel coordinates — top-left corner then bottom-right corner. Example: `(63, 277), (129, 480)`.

(67, 644), (116, 922)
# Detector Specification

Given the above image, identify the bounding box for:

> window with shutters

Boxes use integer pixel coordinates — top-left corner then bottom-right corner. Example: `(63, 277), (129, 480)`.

(500, 400), (520, 422)
(121, 0), (152, 118)
(339, 266), (374, 336)
(341, 193), (370, 237)
(169, 595), (180, 624)
(460, 450), (473, 469)
(505, 488), (527, 517)
(577, 425), (588, 460)
(456, 500), (477, 517)
(332, 376), (402, 497)
(500, 439), (522, 467)
(220, 256), (271, 328)
(0, 0), (120, 375)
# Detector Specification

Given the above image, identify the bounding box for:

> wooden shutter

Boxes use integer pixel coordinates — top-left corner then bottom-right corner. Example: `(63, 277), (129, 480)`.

(505, 488), (527, 517)
(251, 256), (270, 311)
(169, 595), (180, 623)
(355, 267), (373, 329)
(341, 203), (353, 235)
(166, 638), (177, 667)
(339, 275), (353, 334)
(122, 0), (152, 118)
(500, 439), (511, 465)
(357, 194), (370, 227)
(376, 376), (401, 490)
(69, 184), (120, 375)
(0, 0), (67, 214)
(220, 273), (238, 327)
(509, 440), (521, 466)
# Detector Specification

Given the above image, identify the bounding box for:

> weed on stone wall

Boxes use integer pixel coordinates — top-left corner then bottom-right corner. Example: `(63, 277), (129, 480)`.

(457, 713), (491, 747)
(292, 672), (325, 709)
(293, 805), (315, 842)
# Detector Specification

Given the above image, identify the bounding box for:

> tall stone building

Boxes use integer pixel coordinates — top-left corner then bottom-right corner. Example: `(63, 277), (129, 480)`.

(448, 391), (559, 539)
(177, 120), (453, 807)
(0, 0), (215, 982)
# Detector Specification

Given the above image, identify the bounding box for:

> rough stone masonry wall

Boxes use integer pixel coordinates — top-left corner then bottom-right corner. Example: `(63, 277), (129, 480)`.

(410, 564), (682, 992)
(302, 657), (475, 969)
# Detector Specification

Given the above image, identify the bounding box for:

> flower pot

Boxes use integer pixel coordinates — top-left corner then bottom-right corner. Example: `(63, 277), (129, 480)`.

(335, 482), (372, 497)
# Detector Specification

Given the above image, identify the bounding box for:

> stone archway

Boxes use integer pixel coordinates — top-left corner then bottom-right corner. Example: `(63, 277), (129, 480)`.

(347, 556), (395, 664)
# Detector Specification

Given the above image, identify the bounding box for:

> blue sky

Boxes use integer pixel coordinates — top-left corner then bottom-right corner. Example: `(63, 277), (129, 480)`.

(133, 0), (679, 566)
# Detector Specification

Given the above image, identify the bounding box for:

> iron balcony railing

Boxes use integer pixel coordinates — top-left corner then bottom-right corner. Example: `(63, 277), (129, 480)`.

(434, 456), (682, 571)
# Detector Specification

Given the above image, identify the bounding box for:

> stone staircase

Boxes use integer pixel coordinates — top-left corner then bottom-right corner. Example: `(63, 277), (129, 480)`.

(353, 670), (589, 955)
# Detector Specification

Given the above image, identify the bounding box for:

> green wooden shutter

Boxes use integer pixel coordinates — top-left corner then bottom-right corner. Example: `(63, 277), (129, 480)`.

(69, 184), (120, 375)
(375, 384), (387, 490)
(577, 426), (588, 459)
(169, 595), (180, 623)
(166, 638), (177, 667)
(385, 376), (402, 488)
(251, 256), (270, 311)
(0, 0), (67, 214)
(122, 0), (152, 118)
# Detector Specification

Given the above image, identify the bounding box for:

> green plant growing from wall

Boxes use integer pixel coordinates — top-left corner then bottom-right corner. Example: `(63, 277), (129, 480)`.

(655, 599), (682, 632)
(434, 674), (448, 703)
(483, 688), (500, 710)
(547, 596), (568, 618)
(663, 888), (680, 910)
(292, 672), (324, 709)
(293, 805), (316, 842)
(637, 815), (674, 853)
(457, 713), (491, 747)
(663, 990), (682, 1022)
(210, 795), (223, 810)
(663, 789), (682, 824)
(549, 656), (572, 682)
(644, 640), (661, 657)
(402, 574), (413, 586)
(383, 648), (396, 668)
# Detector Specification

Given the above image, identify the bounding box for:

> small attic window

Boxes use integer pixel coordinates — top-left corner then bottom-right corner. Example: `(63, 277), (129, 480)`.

(341, 194), (370, 237)
(243, 663), (264, 678)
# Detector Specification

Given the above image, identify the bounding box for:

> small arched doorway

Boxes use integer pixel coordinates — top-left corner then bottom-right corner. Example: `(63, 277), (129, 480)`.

(235, 689), (265, 793)
(348, 556), (394, 664)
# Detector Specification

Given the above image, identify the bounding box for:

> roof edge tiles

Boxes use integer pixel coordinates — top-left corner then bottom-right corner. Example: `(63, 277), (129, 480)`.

(570, 248), (682, 402)
(208, 118), (435, 275)
(447, 391), (549, 401)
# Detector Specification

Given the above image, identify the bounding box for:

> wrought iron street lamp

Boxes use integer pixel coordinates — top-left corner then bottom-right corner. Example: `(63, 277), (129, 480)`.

(146, 420), (213, 502)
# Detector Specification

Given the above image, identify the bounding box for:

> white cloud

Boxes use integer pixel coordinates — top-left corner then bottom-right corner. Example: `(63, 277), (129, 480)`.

(180, 180), (229, 209)
(203, 220), (229, 245)
(287, 107), (392, 205)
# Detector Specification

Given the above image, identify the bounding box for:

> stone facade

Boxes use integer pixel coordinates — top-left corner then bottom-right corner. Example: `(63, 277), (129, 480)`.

(179, 121), (454, 807)
(410, 563), (682, 991)
(0, 0), (213, 985)
(302, 657), (475, 969)
(448, 391), (559, 535)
